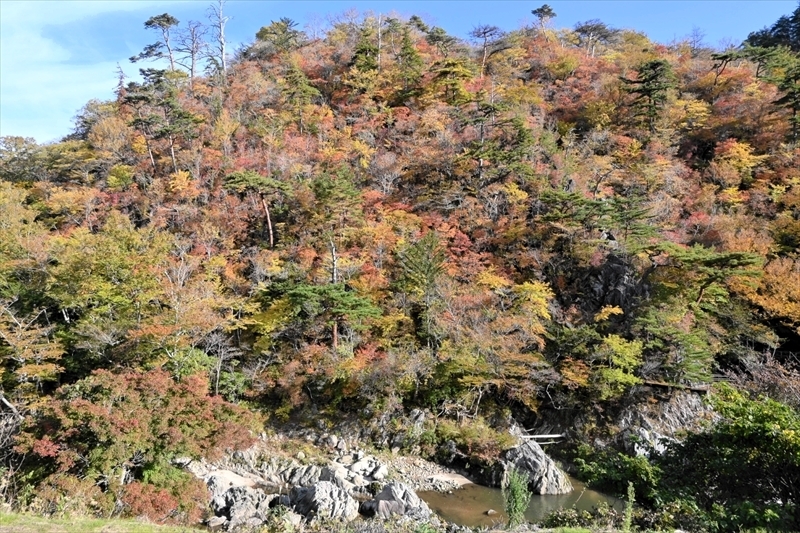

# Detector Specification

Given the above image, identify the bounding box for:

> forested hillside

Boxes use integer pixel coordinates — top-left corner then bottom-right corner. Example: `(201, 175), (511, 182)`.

(2, 3), (800, 531)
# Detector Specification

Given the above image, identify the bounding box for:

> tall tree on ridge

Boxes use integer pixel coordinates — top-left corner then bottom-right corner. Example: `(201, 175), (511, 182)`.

(207, 0), (230, 78)
(130, 13), (180, 71)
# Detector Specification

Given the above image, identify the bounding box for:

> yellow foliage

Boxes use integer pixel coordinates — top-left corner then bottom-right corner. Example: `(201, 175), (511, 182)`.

(256, 298), (294, 333)
(213, 108), (240, 148)
(582, 100), (616, 130)
(546, 52), (579, 80)
(668, 98), (711, 131)
(560, 357), (591, 389)
(106, 164), (135, 191)
(717, 140), (767, 175)
(168, 170), (200, 200)
(351, 138), (376, 169)
(131, 134), (148, 155)
(500, 80), (542, 107)
(502, 181), (529, 204)
(88, 115), (130, 157)
(719, 187), (744, 206)
(513, 281), (554, 321)
(371, 312), (414, 339)
(740, 258), (800, 333)
(594, 305), (624, 322)
(476, 267), (512, 290)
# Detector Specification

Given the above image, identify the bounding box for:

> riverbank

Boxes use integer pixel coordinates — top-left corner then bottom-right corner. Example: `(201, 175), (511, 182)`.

(0, 511), (201, 533)
(0, 510), (603, 533)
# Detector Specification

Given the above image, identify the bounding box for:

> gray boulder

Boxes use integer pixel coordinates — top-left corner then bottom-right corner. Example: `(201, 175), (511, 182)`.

(206, 470), (259, 516)
(359, 482), (434, 521)
(289, 480), (359, 521)
(223, 486), (273, 530)
(320, 465), (356, 492)
(284, 463), (322, 487)
(503, 441), (572, 495)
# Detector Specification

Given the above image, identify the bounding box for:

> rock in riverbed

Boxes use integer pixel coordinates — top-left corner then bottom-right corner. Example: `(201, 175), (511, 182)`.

(502, 441), (573, 494)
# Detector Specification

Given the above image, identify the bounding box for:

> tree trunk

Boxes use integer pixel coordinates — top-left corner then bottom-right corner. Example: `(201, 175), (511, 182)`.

(377, 13), (382, 72)
(168, 135), (178, 173)
(260, 195), (274, 248)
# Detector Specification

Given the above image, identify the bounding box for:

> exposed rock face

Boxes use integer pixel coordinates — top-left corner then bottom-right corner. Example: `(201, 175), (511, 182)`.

(190, 439), (473, 529)
(616, 391), (719, 456)
(283, 463), (322, 487)
(206, 470), (260, 517)
(225, 486), (272, 530)
(503, 441), (573, 495)
(207, 480), (279, 531)
(359, 481), (435, 521)
(289, 480), (359, 521)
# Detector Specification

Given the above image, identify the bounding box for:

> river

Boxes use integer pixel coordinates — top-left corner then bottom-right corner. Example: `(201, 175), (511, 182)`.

(418, 477), (620, 528)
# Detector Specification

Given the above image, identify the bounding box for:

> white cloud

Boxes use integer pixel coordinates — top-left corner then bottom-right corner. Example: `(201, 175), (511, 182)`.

(0, 1), (186, 143)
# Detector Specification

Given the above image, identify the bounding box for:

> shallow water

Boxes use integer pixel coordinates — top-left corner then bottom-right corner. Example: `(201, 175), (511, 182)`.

(418, 477), (620, 528)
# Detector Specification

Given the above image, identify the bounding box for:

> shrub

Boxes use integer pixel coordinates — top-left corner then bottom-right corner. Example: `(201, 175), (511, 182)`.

(503, 467), (532, 528)
(571, 443), (661, 504)
(434, 417), (516, 463)
(14, 368), (259, 523)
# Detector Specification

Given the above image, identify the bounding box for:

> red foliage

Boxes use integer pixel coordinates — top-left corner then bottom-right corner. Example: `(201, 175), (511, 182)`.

(123, 482), (179, 522)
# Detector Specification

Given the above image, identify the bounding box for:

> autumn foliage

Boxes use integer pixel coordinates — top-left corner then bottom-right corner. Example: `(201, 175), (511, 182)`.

(1, 3), (800, 527)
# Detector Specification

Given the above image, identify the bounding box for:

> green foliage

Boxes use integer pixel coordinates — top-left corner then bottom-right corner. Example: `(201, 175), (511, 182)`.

(621, 59), (676, 132)
(572, 443), (661, 505)
(745, 5), (800, 52)
(503, 467), (532, 528)
(430, 58), (473, 105)
(0, 510), (205, 532)
(541, 503), (621, 530)
(351, 27), (379, 73)
(0, 136), (44, 183)
(47, 211), (172, 368)
(593, 335), (643, 400)
(281, 62), (322, 131)
(398, 232), (446, 300)
(283, 282), (381, 331)
(106, 164), (135, 191)
(224, 170), (288, 196)
(433, 417), (517, 463)
(396, 27), (424, 93)
(658, 384), (800, 531)
(623, 481), (635, 533)
(256, 18), (305, 52)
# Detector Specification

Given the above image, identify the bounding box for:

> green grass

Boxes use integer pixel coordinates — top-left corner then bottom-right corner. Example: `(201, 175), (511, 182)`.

(0, 511), (203, 533)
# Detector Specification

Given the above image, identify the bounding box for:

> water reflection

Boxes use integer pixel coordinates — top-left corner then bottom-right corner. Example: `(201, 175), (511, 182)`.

(418, 477), (620, 528)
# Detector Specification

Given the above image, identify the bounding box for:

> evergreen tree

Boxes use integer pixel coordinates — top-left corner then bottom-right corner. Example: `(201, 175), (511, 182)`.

(745, 4), (800, 52)
(256, 18), (305, 53)
(280, 62), (321, 133)
(620, 59), (676, 132)
(351, 27), (379, 73)
(396, 27), (424, 92)
(130, 13), (180, 71)
(532, 4), (557, 29)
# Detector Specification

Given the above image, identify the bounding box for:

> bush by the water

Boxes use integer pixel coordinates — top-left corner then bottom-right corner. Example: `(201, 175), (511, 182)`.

(503, 467), (532, 528)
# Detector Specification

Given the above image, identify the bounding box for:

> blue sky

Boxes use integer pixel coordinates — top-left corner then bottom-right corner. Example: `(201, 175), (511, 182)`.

(1, 0), (797, 144)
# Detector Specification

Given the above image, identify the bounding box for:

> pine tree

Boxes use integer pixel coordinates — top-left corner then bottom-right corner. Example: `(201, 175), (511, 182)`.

(621, 59), (676, 132)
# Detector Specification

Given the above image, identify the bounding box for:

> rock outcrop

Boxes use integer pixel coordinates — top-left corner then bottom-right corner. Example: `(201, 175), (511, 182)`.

(188, 438), (477, 530)
(502, 441), (573, 495)
(616, 391), (718, 456)
(359, 481), (435, 521)
(289, 480), (360, 521)
(207, 479), (279, 531)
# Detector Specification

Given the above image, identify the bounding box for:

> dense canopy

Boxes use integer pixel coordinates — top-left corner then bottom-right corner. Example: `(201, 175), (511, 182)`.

(2, 3), (800, 530)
